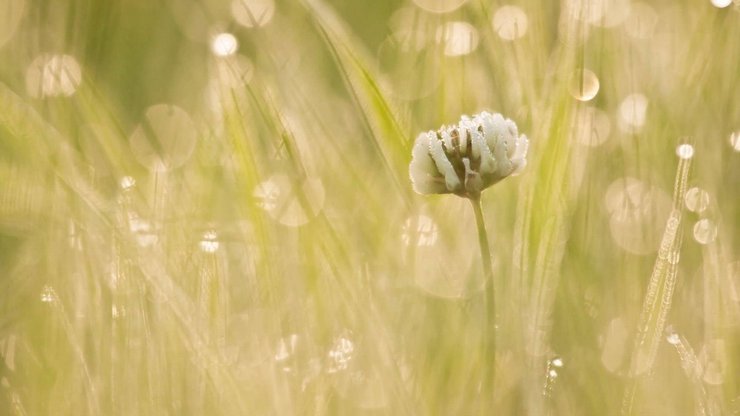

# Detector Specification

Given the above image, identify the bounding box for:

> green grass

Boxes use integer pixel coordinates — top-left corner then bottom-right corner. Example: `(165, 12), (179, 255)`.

(1, 0), (739, 414)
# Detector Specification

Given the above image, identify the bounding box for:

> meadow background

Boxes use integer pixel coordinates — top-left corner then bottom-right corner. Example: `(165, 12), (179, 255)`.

(1, 0), (739, 414)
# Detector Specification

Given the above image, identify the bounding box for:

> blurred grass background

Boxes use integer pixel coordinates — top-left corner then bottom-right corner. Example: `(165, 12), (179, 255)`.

(1, 0), (739, 414)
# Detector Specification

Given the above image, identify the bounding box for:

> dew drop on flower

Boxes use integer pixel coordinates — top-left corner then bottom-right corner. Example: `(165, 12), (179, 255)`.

(693, 219), (717, 245)
(40, 285), (57, 303)
(211, 33), (238, 57)
(568, 68), (600, 101)
(231, 0), (275, 28)
(711, 0), (732, 8)
(401, 215), (439, 247)
(199, 230), (220, 253)
(411, 0), (468, 14)
(129, 104), (197, 171)
(574, 106), (611, 146)
(729, 131), (740, 152)
(676, 144), (694, 160)
(26, 54), (82, 98)
(435, 21), (479, 57)
(492, 6), (528, 41)
(618, 93), (648, 131)
(684, 187), (710, 213)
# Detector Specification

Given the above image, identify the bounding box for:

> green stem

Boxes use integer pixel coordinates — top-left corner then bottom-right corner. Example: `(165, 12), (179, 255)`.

(470, 196), (496, 400)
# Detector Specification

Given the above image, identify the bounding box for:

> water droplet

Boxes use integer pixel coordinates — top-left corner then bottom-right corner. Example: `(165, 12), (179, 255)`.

(412, 0), (468, 14)
(401, 215), (439, 247)
(548, 369), (558, 379)
(568, 68), (600, 101)
(435, 21), (479, 56)
(729, 131), (740, 152)
(120, 176), (136, 190)
(199, 230), (220, 253)
(231, 0), (275, 28)
(26, 54), (82, 98)
(676, 144), (694, 160)
(253, 175), (326, 227)
(327, 336), (354, 373)
(211, 32), (238, 57)
(711, 0), (732, 8)
(665, 326), (681, 345)
(129, 104), (197, 171)
(693, 219), (717, 245)
(684, 187), (710, 213)
(618, 93), (648, 131)
(40, 285), (57, 303)
(492, 6), (528, 41)
(550, 356), (564, 368)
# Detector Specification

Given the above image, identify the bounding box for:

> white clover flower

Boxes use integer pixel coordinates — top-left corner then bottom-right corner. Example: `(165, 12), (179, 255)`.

(409, 111), (529, 197)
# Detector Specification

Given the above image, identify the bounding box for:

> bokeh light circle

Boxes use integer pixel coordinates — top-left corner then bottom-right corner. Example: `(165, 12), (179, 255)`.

(211, 33), (238, 57)
(492, 6), (528, 41)
(435, 21), (479, 56)
(26, 54), (82, 98)
(569, 68), (600, 101)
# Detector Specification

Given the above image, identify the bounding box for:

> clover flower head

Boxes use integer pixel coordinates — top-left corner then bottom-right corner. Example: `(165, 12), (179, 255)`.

(409, 111), (529, 197)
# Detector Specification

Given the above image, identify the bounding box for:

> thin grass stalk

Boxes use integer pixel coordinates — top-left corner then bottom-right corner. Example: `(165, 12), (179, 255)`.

(622, 156), (691, 415)
(470, 196), (495, 398)
(667, 330), (710, 416)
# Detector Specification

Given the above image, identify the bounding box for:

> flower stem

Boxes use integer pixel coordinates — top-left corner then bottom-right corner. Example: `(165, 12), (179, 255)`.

(470, 196), (496, 400)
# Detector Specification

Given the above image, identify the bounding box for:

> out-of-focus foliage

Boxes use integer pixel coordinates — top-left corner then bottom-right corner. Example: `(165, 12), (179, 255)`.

(0, 0), (739, 414)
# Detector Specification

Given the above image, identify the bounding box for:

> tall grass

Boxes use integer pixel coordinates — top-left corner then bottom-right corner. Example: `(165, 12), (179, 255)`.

(1, 0), (739, 414)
